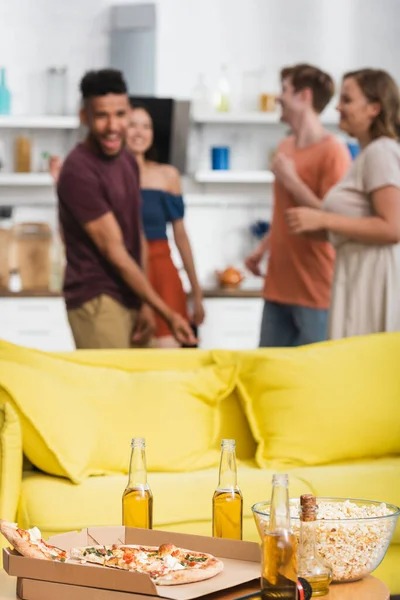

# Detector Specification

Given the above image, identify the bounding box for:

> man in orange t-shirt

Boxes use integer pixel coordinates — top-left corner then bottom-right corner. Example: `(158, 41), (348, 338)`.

(245, 64), (350, 346)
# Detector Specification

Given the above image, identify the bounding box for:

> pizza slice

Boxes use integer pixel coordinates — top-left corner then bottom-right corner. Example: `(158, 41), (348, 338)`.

(71, 542), (224, 585)
(0, 520), (69, 562)
(0, 521), (224, 586)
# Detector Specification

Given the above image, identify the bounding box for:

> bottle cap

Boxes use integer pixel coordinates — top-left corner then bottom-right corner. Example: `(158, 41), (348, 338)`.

(272, 473), (288, 486)
(300, 494), (318, 522)
(221, 439), (235, 448)
(131, 438), (145, 448)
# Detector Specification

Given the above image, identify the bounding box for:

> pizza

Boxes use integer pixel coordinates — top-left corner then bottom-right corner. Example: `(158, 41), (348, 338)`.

(0, 521), (223, 586)
(0, 520), (69, 562)
(71, 542), (224, 585)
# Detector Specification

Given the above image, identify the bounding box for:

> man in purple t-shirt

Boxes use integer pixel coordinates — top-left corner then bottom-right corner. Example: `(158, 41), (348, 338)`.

(58, 69), (196, 349)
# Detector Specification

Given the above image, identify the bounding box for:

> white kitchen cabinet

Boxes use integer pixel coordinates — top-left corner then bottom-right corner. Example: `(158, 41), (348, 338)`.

(0, 298), (75, 351)
(199, 298), (263, 350)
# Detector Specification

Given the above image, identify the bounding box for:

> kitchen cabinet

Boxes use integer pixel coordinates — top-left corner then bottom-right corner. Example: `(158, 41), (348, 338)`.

(0, 295), (264, 353)
(0, 297), (75, 351)
(198, 297), (263, 349)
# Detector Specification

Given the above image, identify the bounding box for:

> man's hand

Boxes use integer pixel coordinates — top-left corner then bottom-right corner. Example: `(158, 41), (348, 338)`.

(271, 153), (298, 189)
(169, 313), (198, 346)
(245, 249), (264, 276)
(132, 304), (156, 345)
(286, 207), (326, 234)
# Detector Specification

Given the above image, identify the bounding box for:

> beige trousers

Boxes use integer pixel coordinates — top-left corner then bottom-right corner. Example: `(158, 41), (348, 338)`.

(67, 294), (148, 349)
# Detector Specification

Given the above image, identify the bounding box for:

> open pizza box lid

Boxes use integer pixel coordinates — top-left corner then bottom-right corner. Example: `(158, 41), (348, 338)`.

(3, 526), (262, 600)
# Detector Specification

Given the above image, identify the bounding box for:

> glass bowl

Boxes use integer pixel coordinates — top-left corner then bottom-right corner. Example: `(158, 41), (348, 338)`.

(252, 497), (400, 583)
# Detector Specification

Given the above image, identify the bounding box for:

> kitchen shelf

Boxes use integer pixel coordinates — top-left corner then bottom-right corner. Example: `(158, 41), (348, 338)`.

(194, 170), (275, 184)
(192, 111), (281, 124)
(0, 115), (79, 129)
(192, 110), (339, 126)
(0, 173), (54, 186)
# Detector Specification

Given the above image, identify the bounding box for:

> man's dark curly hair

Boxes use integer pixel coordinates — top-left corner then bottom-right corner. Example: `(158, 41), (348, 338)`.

(80, 69), (127, 100)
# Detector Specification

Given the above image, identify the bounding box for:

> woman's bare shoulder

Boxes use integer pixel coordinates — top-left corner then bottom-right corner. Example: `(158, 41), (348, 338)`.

(158, 164), (181, 192)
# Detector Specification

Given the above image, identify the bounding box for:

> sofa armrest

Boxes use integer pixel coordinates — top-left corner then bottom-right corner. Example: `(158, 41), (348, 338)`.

(0, 401), (23, 523)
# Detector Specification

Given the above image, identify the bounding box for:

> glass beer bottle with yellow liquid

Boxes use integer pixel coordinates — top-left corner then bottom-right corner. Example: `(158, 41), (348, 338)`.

(212, 439), (243, 540)
(262, 473), (298, 600)
(122, 438), (153, 529)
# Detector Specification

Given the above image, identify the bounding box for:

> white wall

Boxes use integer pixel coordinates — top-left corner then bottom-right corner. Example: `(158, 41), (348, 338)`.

(2, 0), (400, 114)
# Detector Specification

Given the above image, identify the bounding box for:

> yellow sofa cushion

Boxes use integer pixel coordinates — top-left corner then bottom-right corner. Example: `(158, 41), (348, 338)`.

(0, 402), (22, 520)
(18, 465), (312, 542)
(0, 402), (23, 561)
(56, 348), (256, 461)
(221, 334), (400, 469)
(0, 341), (237, 484)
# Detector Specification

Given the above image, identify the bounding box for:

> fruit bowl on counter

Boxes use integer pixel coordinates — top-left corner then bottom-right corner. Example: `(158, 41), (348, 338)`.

(215, 267), (245, 289)
(252, 497), (400, 583)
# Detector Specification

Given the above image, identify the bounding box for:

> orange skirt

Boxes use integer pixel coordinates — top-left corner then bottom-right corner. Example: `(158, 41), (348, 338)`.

(148, 240), (189, 338)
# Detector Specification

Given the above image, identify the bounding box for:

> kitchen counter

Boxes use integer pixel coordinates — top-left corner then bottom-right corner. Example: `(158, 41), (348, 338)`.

(201, 287), (262, 298)
(0, 288), (263, 299)
(0, 290), (62, 298)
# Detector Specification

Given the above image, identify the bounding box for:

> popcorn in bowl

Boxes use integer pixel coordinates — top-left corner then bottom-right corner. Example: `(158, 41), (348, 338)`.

(252, 497), (400, 582)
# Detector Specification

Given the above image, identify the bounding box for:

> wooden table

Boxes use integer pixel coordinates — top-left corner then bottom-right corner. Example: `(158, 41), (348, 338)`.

(0, 570), (390, 599)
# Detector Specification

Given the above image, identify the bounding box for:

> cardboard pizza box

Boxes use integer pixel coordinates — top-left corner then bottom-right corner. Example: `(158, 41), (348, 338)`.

(3, 526), (261, 600)
(16, 577), (261, 600)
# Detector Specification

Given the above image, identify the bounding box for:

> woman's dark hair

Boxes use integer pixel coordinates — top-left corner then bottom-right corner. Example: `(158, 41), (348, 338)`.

(80, 69), (127, 100)
(344, 68), (400, 141)
(129, 100), (158, 161)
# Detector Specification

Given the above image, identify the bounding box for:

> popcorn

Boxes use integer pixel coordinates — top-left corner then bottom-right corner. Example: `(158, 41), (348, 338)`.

(257, 500), (396, 582)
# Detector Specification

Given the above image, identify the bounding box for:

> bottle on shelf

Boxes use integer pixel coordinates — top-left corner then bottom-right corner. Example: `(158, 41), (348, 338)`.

(215, 65), (231, 112)
(192, 73), (210, 115)
(15, 134), (31, 173)
(0, 68), (11, 115)
(46, 67), (67, 115)
(212, 439), (243, 540)
(298, 494), (332, 597)
(262, 473), (298, 600)
(122, 438), (153, 529)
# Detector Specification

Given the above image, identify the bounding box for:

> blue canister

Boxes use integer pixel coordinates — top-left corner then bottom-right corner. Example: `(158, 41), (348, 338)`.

(0, 68), (11, 115)
(211, 146), (230, 170)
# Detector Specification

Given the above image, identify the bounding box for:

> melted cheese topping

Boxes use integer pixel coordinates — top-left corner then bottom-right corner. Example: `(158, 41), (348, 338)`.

(163, 554), (185, 570)
(28, 527), (42, 545)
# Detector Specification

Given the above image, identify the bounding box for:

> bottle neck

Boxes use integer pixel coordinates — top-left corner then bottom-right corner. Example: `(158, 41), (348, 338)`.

(299, 496), (318, 558)
(300, 518), (318, 558)
(217, 444), (238, 490)
(269, 480), (291, 532)
(127, 445), (148, 488)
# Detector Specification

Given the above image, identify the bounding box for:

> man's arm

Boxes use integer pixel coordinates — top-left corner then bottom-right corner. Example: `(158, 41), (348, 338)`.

(58, 164), (196, 345)
(140, 231), (149, 276)
(272, 143), (351, 209)
(85, 212), (174, 322)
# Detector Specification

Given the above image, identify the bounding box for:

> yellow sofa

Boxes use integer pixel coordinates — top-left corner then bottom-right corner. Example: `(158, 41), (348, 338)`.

(0, 334), (399, 592)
